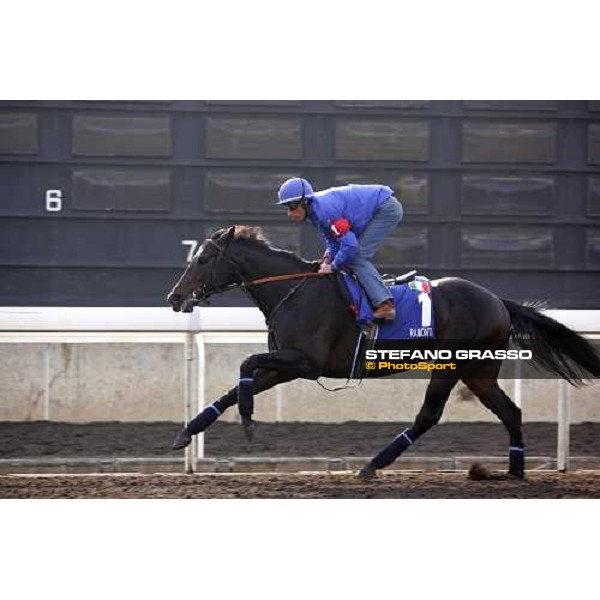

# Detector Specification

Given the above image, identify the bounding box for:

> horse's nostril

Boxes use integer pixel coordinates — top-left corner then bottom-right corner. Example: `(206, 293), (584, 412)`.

(167, 293), (184, 312)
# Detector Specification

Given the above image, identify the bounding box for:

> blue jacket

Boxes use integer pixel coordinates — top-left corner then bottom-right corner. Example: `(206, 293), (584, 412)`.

(307, 184), (393, 269)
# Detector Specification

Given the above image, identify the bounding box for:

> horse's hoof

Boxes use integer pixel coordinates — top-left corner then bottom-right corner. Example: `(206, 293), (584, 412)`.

(172, 429), (192, 450)
(241, 416), (255, 442)
(357, 464), (377, 481)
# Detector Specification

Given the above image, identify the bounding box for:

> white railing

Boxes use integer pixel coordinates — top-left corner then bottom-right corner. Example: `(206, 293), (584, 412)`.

(0, 307), (267, 473)
(1, 307), (599, 472)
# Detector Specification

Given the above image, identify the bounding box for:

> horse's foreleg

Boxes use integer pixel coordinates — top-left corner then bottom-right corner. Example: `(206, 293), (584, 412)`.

(171, 366), (302, 450)
(238, 349), (320, 439)
(171, 386), (236, 450)
(358, 376), (458, 480)
(173, 387), (238, 450)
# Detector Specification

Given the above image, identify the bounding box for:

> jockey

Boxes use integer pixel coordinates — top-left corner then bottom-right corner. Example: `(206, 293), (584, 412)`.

(277, 177), (403, 321)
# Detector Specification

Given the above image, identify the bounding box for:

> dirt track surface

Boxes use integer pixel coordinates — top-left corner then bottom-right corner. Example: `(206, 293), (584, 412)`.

(2, 471), (600, 498)
(2, 421), (600, 458)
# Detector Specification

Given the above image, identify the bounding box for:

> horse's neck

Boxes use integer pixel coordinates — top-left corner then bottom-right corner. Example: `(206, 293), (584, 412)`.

(235, 243), (311, 316)
(236, 244), (308, 278)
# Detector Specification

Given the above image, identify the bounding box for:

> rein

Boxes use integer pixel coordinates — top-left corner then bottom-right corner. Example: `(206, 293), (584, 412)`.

(248, 272), (328, 286)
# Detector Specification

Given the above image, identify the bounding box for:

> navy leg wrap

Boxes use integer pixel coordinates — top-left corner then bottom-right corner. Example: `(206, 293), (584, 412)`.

(238, 375), (255, 417)
(188, 403), (222, 435)
(371, 429), (415, 470)
(509, 445), (525, 477)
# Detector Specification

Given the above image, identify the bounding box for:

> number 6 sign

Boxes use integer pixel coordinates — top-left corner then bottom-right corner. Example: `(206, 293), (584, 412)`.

(45, 190), (62, 212)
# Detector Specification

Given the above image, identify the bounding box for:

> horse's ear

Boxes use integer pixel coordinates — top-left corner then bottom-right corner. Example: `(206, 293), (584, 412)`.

(224, 226), (236, 243)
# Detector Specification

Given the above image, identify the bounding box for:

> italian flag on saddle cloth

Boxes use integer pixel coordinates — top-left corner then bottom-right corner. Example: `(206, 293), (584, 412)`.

(340, 272), (436, 340)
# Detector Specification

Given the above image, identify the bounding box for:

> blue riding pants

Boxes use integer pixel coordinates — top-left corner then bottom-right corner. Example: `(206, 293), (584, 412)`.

(345, 196), (403, 307)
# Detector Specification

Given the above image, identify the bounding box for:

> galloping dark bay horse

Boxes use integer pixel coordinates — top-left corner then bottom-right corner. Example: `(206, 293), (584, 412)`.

(167, 226), (600, 479)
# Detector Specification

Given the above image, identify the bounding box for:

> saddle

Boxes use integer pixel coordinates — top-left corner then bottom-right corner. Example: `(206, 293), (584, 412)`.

(336, 270), (416, 314)
(337, 269), (436, 380)
(336, 270), (436, 340)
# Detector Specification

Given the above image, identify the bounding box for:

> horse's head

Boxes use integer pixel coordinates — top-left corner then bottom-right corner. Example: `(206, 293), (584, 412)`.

(167, 226), (240, 312)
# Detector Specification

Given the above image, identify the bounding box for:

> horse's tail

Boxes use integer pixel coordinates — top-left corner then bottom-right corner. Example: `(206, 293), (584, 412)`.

(502, 299), (600, 386)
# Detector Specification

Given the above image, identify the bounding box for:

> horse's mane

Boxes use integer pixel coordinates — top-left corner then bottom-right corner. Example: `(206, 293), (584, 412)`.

(214, 225), (312, 268)
(233, 225), (271, 247)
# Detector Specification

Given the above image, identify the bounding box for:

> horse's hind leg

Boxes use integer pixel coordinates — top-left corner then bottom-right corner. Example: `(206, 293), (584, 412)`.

(463, 374), (524, 478)
(358, 375), (458, 480)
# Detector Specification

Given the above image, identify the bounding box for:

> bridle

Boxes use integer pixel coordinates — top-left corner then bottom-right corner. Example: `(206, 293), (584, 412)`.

(191, 237), (329, 316)
(191, 238), (241, 304)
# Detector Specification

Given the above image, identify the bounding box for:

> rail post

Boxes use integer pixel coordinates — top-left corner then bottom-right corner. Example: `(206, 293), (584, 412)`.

(557, 379), (571, 472)
(183, 331), (195, 474)
(195, 333), (206, 461)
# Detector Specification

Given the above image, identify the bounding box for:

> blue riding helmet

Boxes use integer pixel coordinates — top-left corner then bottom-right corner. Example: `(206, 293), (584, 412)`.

(277, 177), (314, 205)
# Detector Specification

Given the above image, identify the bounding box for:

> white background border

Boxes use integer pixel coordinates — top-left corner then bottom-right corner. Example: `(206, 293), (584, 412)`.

(2, 1), (598, 597)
